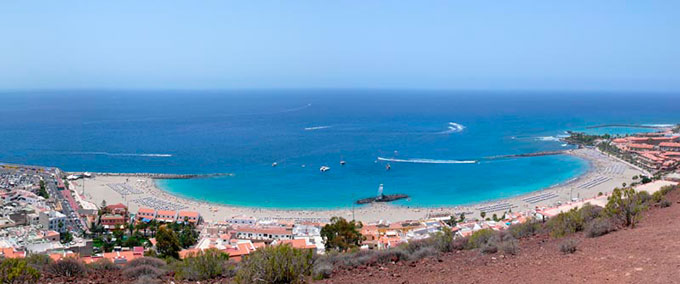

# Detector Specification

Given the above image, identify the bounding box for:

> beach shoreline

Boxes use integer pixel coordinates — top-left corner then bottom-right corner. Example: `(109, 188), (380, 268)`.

(77, 147), (644, 223)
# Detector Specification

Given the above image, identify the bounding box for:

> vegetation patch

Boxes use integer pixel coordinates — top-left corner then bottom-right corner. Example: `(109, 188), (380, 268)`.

(173, 248), (232, 281)
(235, 244), (314, 284)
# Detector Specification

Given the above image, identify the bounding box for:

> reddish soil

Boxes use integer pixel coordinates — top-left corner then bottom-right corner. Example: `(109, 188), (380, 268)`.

(322, 190), (680, 284)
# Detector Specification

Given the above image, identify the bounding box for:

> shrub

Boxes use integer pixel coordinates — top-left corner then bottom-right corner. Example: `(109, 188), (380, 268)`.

(508, 221), (541, 239)
(123, 257), (167, 280)
(559, 239), (578, 254)
(173, 248), (230, 281)
(480, 241), (498, 254)
(466, 229), (495, 249)
(585, 218), (615, 238)
(126, 257), (167, 269)
(408, 246), (440, 261)
(88, 258), (119, 271)
(605, 187), (647, 228)
(652, 191), (665, 203)
(373, 248), (409, 264)
(235, 244), (314, 284)
(660, 199), (672, 208)
(499, 239), (519, 255)
(578, 204), (603, 223)
(312, 260), (333, 280)
(637, 191), (652, 204)
(659, 185), (678, 195)
(0, 258), (41, 284)
(123, 265), (165, 280)
(546, 208), (585, 238)
(24, 253), (53, 272)
(431, 227), (454, 252)
(451, 237), (468, 251)
(46, 257), (88, 277)
(324, 250), (373, 268)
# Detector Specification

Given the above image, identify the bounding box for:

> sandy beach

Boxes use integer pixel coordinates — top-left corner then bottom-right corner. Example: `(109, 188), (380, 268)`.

(77, 148), (645, 223)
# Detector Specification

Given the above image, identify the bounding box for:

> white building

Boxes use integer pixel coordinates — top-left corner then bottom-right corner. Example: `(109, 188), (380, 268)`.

(39, 210), (68, 232)
(227, 214), (257, 226)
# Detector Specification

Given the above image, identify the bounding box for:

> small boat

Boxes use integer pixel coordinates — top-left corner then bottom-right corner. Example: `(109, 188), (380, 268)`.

(272, 162), (278, 167)
(385, 164), (391, 171)
(320, 166), (331, 172)
(340, 160), (346, 166)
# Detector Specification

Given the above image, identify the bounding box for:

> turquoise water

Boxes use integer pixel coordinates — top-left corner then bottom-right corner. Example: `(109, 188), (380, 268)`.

(0, 90), (677, 208)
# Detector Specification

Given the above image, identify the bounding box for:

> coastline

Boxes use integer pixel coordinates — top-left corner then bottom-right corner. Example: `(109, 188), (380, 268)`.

(78, 148), (644, 223)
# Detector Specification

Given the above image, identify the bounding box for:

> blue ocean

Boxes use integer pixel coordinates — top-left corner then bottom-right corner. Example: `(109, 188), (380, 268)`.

(0, 90), (678, 208)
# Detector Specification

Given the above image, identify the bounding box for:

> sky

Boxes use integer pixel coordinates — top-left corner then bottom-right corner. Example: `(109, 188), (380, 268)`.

(1, 1), (679, 91)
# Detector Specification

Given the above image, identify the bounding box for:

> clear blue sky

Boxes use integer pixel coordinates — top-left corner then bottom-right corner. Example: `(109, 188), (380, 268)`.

(1, 1), (679, 91)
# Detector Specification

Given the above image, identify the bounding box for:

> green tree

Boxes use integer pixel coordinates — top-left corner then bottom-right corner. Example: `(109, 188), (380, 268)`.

(320, 217), (364, 252)
(156, 225), (181, 259)
(445, 215), (458, 227)
(605, 187), (646, 228)
(459, 213), (466, 222)
(178, 225), (197, 249)
(60, 231), (73, 244)
(0, 258), (40, 284)
(38, 180), (49, 199)
(480, 211), (486, 219)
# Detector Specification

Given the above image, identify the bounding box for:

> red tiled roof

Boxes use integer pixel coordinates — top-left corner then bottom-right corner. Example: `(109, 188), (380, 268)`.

(106, 203), (127, 209)
(660, 142), (680, 148)
(276, 239), (316, 249)
(629, 144), (654, 149)
(137, 208), (155, 214)
(178, 211), (199, 218)
(156, 210), (176, 216)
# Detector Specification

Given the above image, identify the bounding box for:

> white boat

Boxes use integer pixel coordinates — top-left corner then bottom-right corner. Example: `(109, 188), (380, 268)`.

(340, 160), (346, 165)
(272, 162), (278, 167)
(320, 166), (331, 172)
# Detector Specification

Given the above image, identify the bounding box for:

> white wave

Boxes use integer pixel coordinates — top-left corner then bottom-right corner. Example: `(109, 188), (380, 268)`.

(67, 152), (172, 157)
(304, 125), (331, 131)
(439, 122), (465, 134)
(642, 124), (674, 128)
(377, 157), (477, 164)
(536, 136), (561, 142)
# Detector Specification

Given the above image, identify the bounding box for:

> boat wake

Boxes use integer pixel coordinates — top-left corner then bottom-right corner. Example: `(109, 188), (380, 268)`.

(304, 125), (332, 131)
(377, 157), (477, 164)
(439, 122), (465, 134)
(64, 152), (173, 157)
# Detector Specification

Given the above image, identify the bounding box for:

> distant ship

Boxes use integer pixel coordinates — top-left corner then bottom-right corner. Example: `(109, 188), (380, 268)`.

(340, 160), (346, 166)
(272, 162), (278, 167)
(320, 166), (331, 172)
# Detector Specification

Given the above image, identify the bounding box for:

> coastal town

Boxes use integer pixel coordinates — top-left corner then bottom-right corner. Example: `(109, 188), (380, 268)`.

(0, 125), (678, 270)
